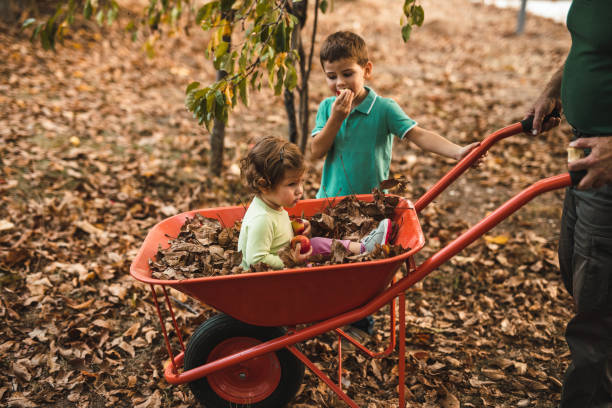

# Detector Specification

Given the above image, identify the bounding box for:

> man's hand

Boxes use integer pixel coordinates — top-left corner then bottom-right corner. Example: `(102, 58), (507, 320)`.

(568, 136), (612, 189)
(524, 95), (562, 135)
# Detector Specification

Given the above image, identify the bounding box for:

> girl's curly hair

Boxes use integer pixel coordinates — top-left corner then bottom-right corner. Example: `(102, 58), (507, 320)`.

(240, 136), (305, 193)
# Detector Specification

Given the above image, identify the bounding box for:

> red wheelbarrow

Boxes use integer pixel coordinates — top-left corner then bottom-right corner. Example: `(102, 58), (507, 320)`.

(130, 118), (574, 407)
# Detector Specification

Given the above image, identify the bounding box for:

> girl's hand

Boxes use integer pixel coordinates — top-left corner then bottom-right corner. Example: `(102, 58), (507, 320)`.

(290, 243), (313, 265)
(331, 89), (354, 121)
(302, 220), (312, 236)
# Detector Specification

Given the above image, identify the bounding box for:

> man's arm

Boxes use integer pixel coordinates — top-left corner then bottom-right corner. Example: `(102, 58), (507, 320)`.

(526, 65), (564, 135)
(568, 136), (612, 189)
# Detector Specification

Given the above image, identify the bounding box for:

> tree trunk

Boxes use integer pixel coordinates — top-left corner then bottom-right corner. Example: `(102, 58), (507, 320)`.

(209, 35), (231, 176)
(0, 1), (11, 22)
(1, 0), (55, 22)
(516, 0), (527, 34)
(284, 0), (308, 150)
(284, 89), (298, 144)
(297, 36), (309, 153)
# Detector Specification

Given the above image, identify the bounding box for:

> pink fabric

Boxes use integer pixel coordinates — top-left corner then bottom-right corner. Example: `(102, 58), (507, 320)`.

(310, 237), (364, 256)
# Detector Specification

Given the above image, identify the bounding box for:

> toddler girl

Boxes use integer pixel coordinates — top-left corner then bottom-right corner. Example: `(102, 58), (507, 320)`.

(238, 136), (391, 270)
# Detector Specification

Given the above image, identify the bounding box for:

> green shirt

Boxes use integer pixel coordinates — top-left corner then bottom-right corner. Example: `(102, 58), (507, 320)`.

(237, 195), (293, 270)
(311, 87), (417, 198)
(561, 0), (612, 134)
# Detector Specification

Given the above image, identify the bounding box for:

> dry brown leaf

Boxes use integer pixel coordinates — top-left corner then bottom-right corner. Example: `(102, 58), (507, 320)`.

(119, 341), (136, 358)
(11, 361), (31, 381)
(123, 322), (141, 338)
(6, 393), (37, 408)
(134, 390), (162, 408)
(438, 385), (460, 408)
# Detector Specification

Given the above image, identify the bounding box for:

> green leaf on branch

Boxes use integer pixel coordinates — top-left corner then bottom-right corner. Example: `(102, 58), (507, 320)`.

(259, 24), (269, 42)
(215, 90), (225, 107)
(149, 11), (161, 30)
(171, 6), (181, 24)
(84, 0), (92, 19)
(411, 5), (424, 26)
(401, 24), (412, 42)
(186, 81), (201, 94)
(284, 64), (297, 90)
(320, 0), (328, 13)
(274, 66), (285, 95)
(96, 10), (105, 25)
(238, 77), (248, 106)
(196, 2), (218, 25)
(274, 21), (287, 52)
(215, 41), (229, 59)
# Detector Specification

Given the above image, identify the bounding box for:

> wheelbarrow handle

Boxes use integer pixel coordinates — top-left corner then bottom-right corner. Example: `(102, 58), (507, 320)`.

(390, 173), (573, 300)
(414, 111), (563, 213)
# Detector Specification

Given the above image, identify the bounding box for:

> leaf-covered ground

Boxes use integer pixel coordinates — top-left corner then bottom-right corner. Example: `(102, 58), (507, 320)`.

(1, 0), (574, 406)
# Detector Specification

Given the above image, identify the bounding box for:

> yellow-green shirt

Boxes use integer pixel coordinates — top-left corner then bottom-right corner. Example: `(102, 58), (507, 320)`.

(237, 196), (293, 270)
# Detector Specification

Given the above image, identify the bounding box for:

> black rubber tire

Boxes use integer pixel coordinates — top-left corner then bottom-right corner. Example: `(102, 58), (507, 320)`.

(184, 314), (305, 408)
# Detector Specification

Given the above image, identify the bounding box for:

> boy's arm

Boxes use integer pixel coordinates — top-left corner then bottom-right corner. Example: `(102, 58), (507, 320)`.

(311, 90), (354, 159)
(405, 126), (467, 160)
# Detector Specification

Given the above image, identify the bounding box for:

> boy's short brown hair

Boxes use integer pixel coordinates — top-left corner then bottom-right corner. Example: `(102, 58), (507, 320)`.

(319, 31), (369, 67)
(240, 136), (304, 193)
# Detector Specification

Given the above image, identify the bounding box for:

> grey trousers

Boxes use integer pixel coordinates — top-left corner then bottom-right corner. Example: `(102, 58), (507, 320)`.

(558, 185), (612, 408)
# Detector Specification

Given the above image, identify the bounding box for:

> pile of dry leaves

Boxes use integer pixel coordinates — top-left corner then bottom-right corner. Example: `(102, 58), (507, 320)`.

(150, 190), (406, 279)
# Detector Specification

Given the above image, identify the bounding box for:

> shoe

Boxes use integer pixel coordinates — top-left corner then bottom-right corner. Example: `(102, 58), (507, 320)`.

(350, 316), (374, 335)
(361, 219), (392, 253)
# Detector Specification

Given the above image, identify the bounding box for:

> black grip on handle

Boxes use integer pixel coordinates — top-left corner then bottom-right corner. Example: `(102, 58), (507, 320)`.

(569, 170), (586, 186)
(521, 108), (561, 133)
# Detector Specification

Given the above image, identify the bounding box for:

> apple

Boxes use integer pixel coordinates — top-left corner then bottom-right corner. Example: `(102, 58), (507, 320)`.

(291, 218), (306, 235)
(290, 235), (311, 254)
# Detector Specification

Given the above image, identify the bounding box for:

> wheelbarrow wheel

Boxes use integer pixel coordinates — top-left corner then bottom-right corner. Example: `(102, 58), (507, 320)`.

(184, 313), (305, 408)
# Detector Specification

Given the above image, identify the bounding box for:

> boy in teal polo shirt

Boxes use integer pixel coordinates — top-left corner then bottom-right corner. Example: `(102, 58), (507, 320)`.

(311, 31), (478, 199)
(311, 31), (478, 335)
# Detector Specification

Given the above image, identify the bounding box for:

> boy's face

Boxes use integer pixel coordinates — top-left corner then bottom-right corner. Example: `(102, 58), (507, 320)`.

(322, 57), (372, 100)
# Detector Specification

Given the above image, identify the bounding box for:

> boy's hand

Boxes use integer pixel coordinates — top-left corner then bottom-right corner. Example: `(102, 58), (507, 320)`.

(331, 89), (354, 121)
(457, 142), (484, 167)
(290, 243), (313, 265)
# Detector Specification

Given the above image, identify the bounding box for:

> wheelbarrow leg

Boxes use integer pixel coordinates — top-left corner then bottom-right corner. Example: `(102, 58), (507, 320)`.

(150, 284), (178, 374)
(398, 290), (407, 408)
(287, 346), (360, 408)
